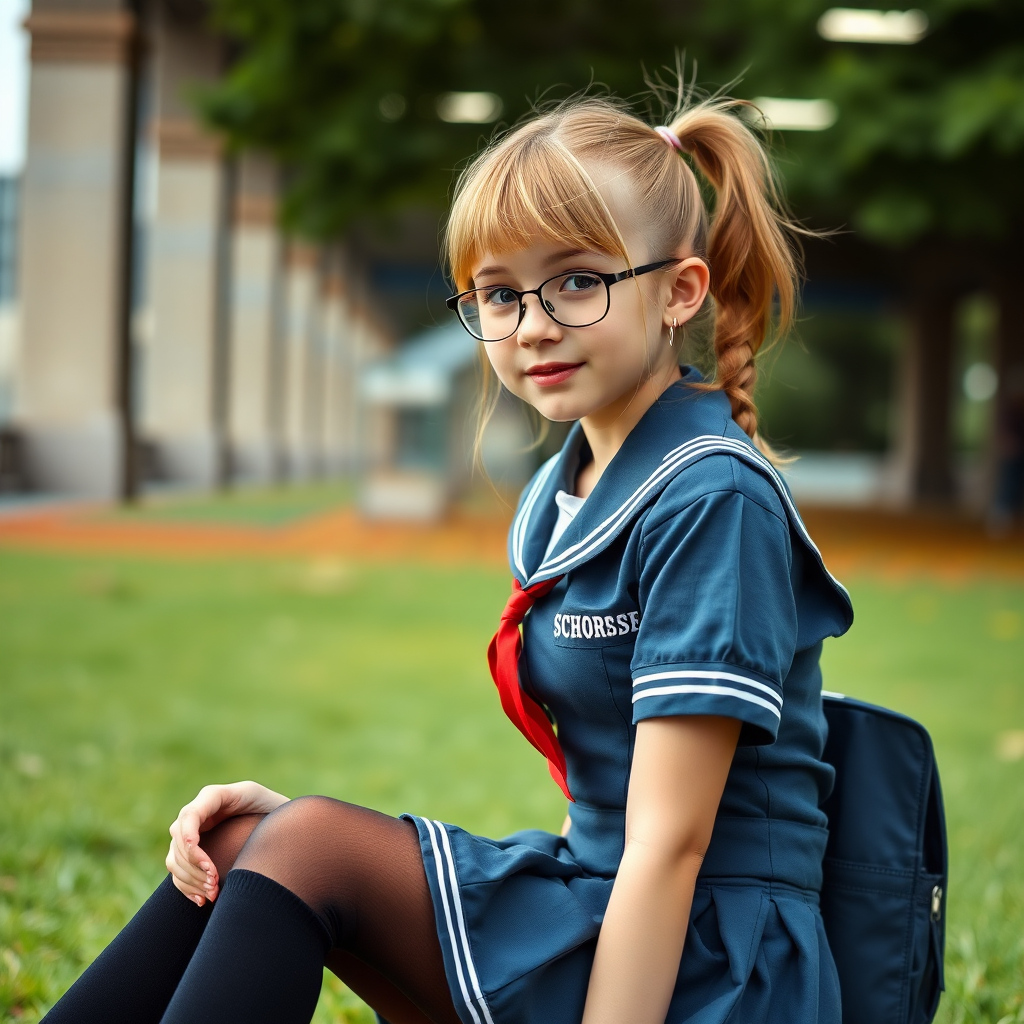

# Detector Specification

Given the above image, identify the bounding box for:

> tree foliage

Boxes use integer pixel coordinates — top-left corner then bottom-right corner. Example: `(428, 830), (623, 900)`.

(199, 0), (1024, 248)
(199, 0), (692, 238)
(701, 0), (1024, 245)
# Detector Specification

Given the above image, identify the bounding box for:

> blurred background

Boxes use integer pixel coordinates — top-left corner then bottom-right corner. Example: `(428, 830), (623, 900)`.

(0, 0), (1022, 513)
(1, 1), (1023, 1022)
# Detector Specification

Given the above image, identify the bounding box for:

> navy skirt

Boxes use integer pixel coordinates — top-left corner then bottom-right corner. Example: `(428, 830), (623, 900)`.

(405, 810), (841, 1024)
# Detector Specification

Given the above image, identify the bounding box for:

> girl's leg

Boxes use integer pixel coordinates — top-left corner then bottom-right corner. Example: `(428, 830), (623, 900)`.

(326, 950), (443, 1024)
(159, 796), (461, 1024)
(40, 814), (266, 1024)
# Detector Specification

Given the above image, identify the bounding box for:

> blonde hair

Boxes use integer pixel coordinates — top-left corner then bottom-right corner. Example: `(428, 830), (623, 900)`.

(445, 90), (802, 458)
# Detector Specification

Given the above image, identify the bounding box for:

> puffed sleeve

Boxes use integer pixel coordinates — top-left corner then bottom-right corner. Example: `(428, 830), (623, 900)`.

(630, 485), (797, 745)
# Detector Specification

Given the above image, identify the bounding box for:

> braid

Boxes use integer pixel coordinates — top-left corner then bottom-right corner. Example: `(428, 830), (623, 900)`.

(668, 98), (802, 456)
(714, 312), (759, 439)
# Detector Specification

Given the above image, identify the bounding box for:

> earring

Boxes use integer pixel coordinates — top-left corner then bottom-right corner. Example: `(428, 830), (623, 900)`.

(668, 316), (678, 347)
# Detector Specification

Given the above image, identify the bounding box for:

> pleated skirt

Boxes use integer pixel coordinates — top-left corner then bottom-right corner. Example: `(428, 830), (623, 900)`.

(404, 812), (841, 1024)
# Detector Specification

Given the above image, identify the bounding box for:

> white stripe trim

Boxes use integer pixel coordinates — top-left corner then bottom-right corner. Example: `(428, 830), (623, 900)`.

(531, 434), (849, 604)
(631, 683), (783, 719)
(421, 818), (481, 1024)
(536, 435), (722, 575)
(435, 821), (496, 1024)
(633, 669), (782, 706)
(662, 434), (726, 462)
(512, 455), (558, 579)
(821, 689), (847, 699)
(537, 435), (775, 576)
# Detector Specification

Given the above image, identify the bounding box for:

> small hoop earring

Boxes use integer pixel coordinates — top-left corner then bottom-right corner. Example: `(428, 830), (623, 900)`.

(668, 316), (678, 347)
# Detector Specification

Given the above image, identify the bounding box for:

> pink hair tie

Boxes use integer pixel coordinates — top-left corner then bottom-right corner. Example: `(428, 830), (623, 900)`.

(654, 125), (684, 153)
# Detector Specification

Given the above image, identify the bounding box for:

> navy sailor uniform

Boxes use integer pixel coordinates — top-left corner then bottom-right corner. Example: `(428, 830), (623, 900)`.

(403, 368), (854, 1024)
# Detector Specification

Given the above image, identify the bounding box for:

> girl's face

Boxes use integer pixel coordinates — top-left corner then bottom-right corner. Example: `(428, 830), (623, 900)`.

(471, 235), (693, 428)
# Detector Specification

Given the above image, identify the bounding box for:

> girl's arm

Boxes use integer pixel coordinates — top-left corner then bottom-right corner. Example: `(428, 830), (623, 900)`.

(581, 716), (740, 1024)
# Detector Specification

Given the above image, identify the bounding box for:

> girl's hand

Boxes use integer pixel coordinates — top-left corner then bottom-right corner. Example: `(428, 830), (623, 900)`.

(166, 781), (289, 906)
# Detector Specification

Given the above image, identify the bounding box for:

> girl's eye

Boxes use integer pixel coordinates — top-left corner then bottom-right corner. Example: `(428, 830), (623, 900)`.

(559, 273), (602, 294)
(483, 287), (519, 308)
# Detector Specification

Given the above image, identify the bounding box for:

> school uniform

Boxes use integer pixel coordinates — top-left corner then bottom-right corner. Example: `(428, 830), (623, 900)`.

(403, 367), (854, 1024)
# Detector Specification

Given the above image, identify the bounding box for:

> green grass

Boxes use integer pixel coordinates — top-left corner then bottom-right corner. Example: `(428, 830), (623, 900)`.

(1, 549), (1022, 1023)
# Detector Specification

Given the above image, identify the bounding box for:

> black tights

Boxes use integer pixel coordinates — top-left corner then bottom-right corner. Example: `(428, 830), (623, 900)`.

(41, 799), (461, 1024)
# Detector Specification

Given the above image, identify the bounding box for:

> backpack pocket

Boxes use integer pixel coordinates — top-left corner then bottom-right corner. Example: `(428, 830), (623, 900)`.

(821, 858), (944, 1024)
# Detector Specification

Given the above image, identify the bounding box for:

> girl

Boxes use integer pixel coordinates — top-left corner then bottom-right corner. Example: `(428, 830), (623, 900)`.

(42, 91), (852, 1024)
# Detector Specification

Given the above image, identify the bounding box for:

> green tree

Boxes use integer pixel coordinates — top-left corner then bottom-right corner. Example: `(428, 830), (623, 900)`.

(689, 0), (1024, 495)
(201, 0), (1024, 250)
(199, 0), (695, 238)
(695, 0), (1024, 247)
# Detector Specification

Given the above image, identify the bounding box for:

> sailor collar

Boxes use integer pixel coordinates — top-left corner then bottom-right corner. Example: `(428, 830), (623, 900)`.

(508, 367), (851, 612)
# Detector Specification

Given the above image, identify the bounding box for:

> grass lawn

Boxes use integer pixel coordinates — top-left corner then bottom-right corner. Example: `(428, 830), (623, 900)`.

(1, 548), (1023, 1023)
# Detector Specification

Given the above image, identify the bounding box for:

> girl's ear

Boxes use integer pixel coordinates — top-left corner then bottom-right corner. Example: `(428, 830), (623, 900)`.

(664, 257), (710, 328)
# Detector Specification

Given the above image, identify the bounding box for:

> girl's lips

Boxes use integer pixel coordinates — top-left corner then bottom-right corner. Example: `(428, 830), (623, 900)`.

(526, 362), (583, 387)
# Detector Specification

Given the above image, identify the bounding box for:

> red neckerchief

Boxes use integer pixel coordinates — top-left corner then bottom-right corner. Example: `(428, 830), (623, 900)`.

(487, 576), (572, 801)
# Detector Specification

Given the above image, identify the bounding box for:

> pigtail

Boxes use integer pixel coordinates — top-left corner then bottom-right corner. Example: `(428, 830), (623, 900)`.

(668, 101), (800, 453)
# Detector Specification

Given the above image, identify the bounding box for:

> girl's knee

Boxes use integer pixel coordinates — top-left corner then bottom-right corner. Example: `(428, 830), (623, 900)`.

(235, 795), (349, 861)
(259, 794), (341, 831)
(202, 813), (266, 877)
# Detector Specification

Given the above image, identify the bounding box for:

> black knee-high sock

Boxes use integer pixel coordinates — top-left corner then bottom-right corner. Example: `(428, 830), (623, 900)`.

(160, 868), (331, 1024)
(41, 875), (214, 1024)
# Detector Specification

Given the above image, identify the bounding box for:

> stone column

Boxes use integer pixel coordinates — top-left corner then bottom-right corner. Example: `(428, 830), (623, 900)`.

(141, 9), (227, 488)
(359, 302), (393, 473)
(226, 152), (282, 482)
(319, 255), (345, 476)
(325, 263), (389, 477)
(342, 299), (367, 474)
(14, 3), (138, 498)
(281, 240), (318, 479)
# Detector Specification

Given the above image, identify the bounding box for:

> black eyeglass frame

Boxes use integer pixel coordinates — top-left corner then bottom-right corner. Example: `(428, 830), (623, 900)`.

(445, 258), (680, 342)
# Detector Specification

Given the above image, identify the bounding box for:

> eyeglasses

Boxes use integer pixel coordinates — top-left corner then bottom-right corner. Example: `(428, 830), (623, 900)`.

(446, 259), (679, 343)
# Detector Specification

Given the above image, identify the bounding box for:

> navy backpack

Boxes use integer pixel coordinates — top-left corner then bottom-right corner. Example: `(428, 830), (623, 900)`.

(820, 693), (947, 1024)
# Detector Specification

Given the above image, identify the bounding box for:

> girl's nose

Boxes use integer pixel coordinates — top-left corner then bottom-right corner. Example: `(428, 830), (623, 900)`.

(516, 293), (562, 348)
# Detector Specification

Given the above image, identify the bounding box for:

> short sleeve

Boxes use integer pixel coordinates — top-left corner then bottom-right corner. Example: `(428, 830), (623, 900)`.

(630, 486), (797, 745)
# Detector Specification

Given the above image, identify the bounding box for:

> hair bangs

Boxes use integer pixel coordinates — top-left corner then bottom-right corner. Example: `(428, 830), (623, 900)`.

(446, 133), (627, 290)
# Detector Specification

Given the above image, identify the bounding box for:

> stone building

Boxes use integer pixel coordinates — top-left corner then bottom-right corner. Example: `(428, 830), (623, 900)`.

(7, 0), (395, 501)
